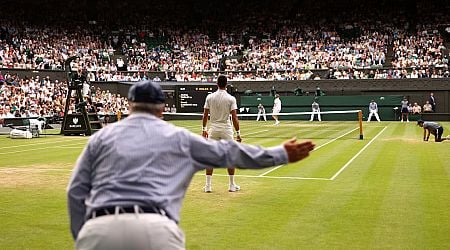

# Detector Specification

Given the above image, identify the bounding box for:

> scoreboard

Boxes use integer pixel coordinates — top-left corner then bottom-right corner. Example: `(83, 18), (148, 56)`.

(176, 85), (215, 113)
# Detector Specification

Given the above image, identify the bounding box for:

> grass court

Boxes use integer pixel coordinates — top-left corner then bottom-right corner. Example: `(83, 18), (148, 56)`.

(1, 120), (450, 249)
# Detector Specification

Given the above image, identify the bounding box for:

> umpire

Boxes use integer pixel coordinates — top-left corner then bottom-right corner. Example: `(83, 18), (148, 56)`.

(67, 80), (315, 250)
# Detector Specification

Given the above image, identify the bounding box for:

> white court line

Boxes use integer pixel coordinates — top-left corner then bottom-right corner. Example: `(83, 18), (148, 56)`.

(312, 127), (359, 151)
(330, 126), (387, 180)
(258, 127), (359, 177)
(243, 130), (269, 136)
(0, 167), (72, 172)
(0, 137), (87, 149)
(196, 173), (330, 181)
(180, 124), (201, 129)
(258, 165), (285, 176)
(1, 168), (329, 181)
(1, 127), (382, 182)
(55, 146), (85, 149)
(0, 142), (87, 155)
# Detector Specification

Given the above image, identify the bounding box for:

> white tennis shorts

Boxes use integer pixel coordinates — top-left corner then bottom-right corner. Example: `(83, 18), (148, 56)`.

(209, 127), (233, 140)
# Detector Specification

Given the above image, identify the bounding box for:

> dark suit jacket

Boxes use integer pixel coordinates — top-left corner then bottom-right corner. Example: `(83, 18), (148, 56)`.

(428, 95), (436, 112)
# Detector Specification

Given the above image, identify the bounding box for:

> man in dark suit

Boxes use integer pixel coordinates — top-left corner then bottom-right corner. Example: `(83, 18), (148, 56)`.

(428, 92), (436, 112)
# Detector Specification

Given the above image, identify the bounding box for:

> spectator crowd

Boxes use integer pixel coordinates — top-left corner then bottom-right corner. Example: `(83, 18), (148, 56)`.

(0, 0), (449, 82)
(0, 0), (449, 125)
(0, 72), (129, 127)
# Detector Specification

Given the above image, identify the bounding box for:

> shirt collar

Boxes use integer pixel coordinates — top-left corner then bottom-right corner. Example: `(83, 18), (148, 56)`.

(128, 112), (159, 120)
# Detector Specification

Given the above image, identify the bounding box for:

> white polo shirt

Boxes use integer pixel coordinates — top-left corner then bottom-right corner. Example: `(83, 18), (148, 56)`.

(204, 89), (237, 130)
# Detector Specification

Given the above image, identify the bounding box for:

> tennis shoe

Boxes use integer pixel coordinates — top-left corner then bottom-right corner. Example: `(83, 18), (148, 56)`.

(203, 185), (212, 193)
(229, 184), (240, 192)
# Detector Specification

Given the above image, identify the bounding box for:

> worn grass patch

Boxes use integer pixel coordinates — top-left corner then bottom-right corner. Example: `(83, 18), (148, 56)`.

(0, 164), (71, 188)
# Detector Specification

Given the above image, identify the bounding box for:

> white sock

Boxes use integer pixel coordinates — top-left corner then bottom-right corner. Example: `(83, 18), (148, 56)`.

(229, 175), (235, 186)
(206, 175), (212, 187)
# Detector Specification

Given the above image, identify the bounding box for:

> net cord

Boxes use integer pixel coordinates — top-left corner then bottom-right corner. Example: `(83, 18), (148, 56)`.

(163, 110), (362, 117)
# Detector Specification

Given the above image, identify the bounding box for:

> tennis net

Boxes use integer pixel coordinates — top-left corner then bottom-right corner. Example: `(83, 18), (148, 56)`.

(163, 110), (364, 140)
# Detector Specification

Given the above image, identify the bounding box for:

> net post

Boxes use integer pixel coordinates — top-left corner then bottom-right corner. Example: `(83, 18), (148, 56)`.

(358, 110), (363, 140)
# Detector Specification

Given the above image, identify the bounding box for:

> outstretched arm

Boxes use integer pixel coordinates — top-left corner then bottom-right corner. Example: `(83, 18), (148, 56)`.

(190, 134), (315, 169)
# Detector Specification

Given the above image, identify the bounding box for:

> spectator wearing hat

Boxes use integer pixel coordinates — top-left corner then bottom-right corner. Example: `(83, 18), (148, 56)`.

(67, 80), (315, 249)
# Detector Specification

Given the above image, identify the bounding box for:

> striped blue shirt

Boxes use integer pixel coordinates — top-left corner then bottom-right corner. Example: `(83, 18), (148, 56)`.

(67, 112), (288, 239)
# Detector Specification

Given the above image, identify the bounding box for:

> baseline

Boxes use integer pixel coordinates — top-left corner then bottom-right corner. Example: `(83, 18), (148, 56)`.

(0, 141), (87, 155)
(0, 137), (87, 150)
(197, 173), (330, 181)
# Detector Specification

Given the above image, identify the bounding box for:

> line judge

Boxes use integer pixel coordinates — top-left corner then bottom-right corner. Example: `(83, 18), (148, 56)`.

(67, 80), (315, 250)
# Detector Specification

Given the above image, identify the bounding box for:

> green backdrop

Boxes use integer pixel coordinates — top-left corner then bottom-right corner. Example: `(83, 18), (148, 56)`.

(240, 95), (405, 121)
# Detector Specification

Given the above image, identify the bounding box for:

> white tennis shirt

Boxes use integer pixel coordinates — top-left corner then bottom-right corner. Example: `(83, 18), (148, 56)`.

(204, 89), (237, 130)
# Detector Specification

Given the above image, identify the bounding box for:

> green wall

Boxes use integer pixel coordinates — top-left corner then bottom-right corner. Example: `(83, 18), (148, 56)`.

(240, 95), (404, 121)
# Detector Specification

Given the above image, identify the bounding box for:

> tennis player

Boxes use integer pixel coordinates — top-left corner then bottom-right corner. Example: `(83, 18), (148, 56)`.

(272, 94), (281, 125)
(202, 75), (241, 192)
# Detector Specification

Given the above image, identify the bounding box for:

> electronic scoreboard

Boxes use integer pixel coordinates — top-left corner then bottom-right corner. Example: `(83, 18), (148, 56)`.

(176, 85), (215, 113)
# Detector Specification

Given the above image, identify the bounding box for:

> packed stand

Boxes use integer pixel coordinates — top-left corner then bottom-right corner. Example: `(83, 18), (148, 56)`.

(0, 0), (449, 81)
(0, 72), (129, 126)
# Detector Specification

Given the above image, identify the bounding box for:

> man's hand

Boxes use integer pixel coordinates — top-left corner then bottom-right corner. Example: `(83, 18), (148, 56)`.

(283, 137), (315, 163)
(202, 131), (208, 138)
(236, 135), (242, 143)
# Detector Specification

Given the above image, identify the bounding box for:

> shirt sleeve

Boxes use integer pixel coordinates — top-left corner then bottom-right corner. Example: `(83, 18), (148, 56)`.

(230, 96), (238, 111)
(188, 133), (288, 170)
(67, 141), (94, 240)
(204, 94), (210, 109)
